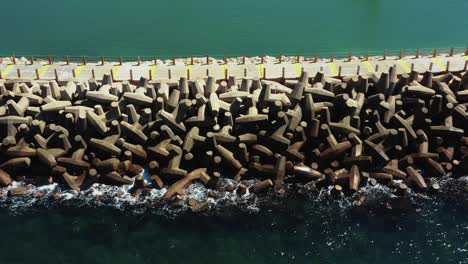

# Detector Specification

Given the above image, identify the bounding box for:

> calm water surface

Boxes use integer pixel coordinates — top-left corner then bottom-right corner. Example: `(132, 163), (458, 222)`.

(1, 0), (467, 57)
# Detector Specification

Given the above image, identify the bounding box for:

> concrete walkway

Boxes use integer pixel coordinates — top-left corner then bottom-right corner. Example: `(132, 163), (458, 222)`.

(1, 54), (467, 82)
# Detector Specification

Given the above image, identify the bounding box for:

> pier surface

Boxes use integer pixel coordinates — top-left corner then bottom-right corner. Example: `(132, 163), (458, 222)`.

(1, 54), (467, 82)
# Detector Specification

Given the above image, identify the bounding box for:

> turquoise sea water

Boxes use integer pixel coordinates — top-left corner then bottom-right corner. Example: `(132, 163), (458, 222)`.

(1, 0), (467, 58)
(1, 0), (468, 263)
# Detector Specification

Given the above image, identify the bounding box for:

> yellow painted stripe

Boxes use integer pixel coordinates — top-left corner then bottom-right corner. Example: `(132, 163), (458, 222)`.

(294, 63), (301, 77)
(397, 59), (411, 73)
(1, 64), (14, 77)
(328, 62), (338, 76)
(38, 65), (49, 78)
(364, 61), (374, 73)
(221, 64), (227, 78)
(112, 65), (120, 78)
(431, 58), (446, 71)
(185, 65), (191, 78)
(75, 65), (85, 77)
(258, 64), (264, 78)
(150, 65), (156, 79)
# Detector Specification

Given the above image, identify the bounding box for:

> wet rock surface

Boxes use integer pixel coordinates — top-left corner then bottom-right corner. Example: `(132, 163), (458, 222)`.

(0, 68), (467, 207)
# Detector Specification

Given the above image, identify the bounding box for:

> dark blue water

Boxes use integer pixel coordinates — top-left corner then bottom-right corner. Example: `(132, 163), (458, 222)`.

(1, 177), (468, 264)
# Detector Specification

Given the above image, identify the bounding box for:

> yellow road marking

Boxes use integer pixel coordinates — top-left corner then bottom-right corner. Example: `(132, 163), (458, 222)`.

(364, 61), (374, 73)
(328, 62), (338, 76)
(185, 65), (191, 78)
(221, 64), (227, 78)
(38, 65), (49, 78)
(75, 65), (84, 77)
(1, 64), (14, 77)
(431, 57), (446, 71)
(398, 59), (411, 73)
(112, 65), (120, 78)
(150, 65), (156, 79)
(258, 64), (264, 78)
(295, 63), (301, 77)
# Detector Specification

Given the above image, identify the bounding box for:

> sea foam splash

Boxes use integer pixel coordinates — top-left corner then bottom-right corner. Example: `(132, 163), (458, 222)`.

(1, 173), (467, 217)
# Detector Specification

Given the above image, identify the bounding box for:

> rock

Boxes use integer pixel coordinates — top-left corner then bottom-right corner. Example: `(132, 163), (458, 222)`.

(0, 169), (12, 186)
(250, 179), (273, 193)
(162, 168), (207, 202)
(189, 200), (210, 212)
(8, 186), (29, 197)
(150, 174), (164, 189)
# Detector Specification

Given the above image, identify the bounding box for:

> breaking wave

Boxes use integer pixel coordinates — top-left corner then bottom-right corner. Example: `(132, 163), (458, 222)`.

(1, 168), (468, 218)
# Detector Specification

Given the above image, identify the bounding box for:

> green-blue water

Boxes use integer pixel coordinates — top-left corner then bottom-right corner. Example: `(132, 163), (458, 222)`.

(1, 1), (468, 263)
(1, 0), (467, 58)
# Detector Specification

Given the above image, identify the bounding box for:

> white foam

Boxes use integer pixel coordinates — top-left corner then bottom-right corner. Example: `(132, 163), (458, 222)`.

(0, 176), (467, 216)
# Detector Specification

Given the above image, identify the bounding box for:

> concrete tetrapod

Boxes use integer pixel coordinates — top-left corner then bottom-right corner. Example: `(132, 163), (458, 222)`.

(0, 68), (466, 204)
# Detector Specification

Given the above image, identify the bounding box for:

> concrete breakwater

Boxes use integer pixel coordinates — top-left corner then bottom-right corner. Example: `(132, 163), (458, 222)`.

(0, 64), (467, 207)
(1, 51), (467, 82)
